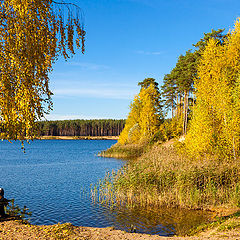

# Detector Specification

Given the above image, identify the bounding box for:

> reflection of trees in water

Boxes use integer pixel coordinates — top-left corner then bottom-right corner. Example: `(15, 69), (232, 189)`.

(98, 203), (212, 236)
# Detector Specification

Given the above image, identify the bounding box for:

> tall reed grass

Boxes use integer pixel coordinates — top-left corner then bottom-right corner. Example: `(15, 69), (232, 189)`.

(95, 142), (240, 210)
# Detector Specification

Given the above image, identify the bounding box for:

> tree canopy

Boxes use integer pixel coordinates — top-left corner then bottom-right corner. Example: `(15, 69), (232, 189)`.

(0, 0), (85, 141)
(118, 79), (163, 144)
(185, 18), (240, 159)
(161, 28), (226, 135)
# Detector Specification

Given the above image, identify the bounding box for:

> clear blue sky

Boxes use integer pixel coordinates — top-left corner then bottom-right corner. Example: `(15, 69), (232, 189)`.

(47, 0), (240, 120)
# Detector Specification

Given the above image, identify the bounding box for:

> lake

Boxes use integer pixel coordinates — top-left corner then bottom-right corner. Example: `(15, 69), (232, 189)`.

(0, 140), (211, 236)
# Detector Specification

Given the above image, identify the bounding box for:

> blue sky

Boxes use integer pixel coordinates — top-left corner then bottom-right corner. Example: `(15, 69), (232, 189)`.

(47, 0), (240, 120)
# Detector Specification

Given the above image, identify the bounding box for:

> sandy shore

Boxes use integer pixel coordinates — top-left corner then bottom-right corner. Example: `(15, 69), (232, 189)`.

(0, 218), (240, 240)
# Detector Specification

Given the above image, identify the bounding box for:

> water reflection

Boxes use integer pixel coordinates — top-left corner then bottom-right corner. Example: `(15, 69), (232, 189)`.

(95, 203), (212, 236)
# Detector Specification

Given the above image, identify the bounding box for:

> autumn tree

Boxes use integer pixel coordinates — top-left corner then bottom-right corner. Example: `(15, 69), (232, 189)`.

(185, 18), (240, 159)
(118, 79), (162, 144)
(193, 29), (226, 54)
(0, 0), (85, 141)
(118, 94), (141, 144)
(138, 78), (164, 121)
(161, 29), (226, 137)
(138, 84), (160, 139)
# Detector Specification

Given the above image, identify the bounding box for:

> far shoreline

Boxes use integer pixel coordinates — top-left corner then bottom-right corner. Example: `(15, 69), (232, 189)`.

(36, 136), (119, 140)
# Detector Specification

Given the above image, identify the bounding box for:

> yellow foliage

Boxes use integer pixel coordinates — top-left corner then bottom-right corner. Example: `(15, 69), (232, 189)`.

(138, 84), (159, 139)
(186, 18), (240, 158)
(118, 94), (141, 144)
(118, 84), (160, 144)
(0, 1), (85, 141)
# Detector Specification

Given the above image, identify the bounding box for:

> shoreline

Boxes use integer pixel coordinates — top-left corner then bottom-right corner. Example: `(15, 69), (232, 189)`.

(1, 209), (240, 240)
(2, 139), (239, 239)
(37, 136), (119, 140)
(0, 220), (182, 239)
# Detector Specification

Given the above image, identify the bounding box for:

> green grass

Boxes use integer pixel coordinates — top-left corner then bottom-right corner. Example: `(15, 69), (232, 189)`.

(189, 211), (240, 236)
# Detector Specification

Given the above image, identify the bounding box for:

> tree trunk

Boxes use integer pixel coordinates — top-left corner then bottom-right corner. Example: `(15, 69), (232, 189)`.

(183, 90), (189, 135)
(176, 94), (179, 120)
(185, 91), (189, 135)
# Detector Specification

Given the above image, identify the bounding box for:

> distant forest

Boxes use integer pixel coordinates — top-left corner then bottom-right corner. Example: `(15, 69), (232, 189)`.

(38, 119), (126, 136)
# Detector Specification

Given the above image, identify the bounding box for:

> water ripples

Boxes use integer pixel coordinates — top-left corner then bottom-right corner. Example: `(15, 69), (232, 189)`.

(0, 140), (211, 236)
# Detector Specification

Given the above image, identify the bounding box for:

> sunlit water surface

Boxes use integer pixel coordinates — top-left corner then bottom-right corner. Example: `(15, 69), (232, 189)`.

(0, 140), (211, 236)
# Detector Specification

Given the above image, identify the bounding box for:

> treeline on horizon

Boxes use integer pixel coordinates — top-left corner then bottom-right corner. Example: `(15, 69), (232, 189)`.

(38, 119), (125, 137)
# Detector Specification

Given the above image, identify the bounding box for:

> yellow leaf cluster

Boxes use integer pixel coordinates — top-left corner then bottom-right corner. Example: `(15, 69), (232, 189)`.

(118, 84), (159, 144)
(0, 1), (85, 141)
(185, 18), (240, 159)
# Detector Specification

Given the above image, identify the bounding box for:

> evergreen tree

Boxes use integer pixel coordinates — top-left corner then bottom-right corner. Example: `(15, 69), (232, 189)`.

(175, 51), (196, 135)
(161, 29), (226, 136)
(193, 29), (226, 53)
(161, 73), (177, 118)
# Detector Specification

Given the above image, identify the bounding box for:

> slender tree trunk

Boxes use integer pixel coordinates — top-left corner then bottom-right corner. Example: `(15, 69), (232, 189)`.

(184, 91), (189, 135)
(179, 95), (183, 123)
(176, 94), (179, 120)
(182, 91), (189, 135)
(182, 92), (186, 135)
(192, 93), (195, 109)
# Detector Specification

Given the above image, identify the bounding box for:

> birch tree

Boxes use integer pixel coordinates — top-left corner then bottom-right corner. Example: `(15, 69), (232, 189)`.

(0, 0), (85, 141)
(186, 18), (240, 159)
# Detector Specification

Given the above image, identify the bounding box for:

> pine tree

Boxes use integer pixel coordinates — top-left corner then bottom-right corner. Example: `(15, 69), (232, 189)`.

(161, 73), (177, 119)
(162, 29), (226, 136)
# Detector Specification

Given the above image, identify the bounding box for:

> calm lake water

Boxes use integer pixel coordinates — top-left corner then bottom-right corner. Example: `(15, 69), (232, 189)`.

(0, 140), (211, 236)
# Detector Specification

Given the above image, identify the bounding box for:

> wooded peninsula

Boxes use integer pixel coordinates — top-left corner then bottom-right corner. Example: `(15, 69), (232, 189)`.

(98, 19), (240, 235)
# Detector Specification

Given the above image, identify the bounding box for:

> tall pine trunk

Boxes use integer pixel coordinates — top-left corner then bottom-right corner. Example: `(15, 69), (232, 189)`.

(176, 94), (179, 120)
(183, 90), (189, 135)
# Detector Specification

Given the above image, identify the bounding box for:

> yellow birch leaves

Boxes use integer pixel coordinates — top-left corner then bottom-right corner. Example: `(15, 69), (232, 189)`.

(118, 84), (159, 144)
(0, 1), (85, 141)
(186, 18), (240, 159)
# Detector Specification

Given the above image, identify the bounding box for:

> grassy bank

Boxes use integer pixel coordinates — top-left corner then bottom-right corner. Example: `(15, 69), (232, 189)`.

(99, 142), (146, 159)
(189, 210), (240, 238)
(97, 140), (240, 211)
